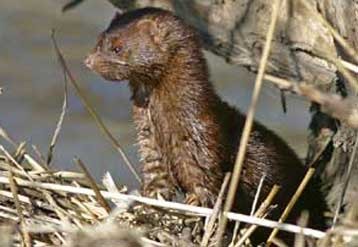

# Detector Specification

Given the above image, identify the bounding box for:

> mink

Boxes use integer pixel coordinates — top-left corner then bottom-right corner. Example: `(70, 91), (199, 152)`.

(85, 7), (327, 244)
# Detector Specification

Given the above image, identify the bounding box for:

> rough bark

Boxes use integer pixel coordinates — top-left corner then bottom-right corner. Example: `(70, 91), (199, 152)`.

(96, 0), (358, 214)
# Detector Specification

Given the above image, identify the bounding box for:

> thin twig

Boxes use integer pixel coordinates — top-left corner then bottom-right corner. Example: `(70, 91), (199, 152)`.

(216, 0), (282, 244)
(0, 126), (17, 147)
(32, 144), (48, 165)
(24, 153), (46, 172)
(8, 170), (32, 247)
(0, 145), (33, 181)
(332, 131), (358, 227)
(250, 173), (266, 216)
(294, 211), (309, 247)
(229, 221), (241, 247)
(305, 136), (332, 168)
(74, 157), (111, 213)
(234, 185), (280, 247)
(266, 168), (316, 245)
(50, 30), (141, 183)
(264, 74), (358, 129)
(43, 192), (70, 224)
(270, 237), (288, 247)
(47, 74), (68, 165)
(0, 176), (326, 239)
(341, 59), (358, 74)
(201, 173), (231, 247)
(253, 186), (280, 219)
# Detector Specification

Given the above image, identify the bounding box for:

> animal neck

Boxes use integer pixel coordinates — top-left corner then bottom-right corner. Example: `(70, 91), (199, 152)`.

(129, 43), (218, 113)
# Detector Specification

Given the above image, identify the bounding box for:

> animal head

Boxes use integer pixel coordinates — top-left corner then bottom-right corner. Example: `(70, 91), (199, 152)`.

(85, 8), (196, 84)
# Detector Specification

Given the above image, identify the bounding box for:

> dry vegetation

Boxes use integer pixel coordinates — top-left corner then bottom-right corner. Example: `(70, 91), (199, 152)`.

(0, 127), (357, 247)
(1, 0), (358, 246)
(0, 129), (357, 247)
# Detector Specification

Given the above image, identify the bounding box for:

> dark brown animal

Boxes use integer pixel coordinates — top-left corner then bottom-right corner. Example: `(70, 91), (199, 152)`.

(85, 7), (326, 244)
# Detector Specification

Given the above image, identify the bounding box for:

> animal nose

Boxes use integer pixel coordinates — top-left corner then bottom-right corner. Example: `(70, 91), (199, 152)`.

(84, 54), (95, 69)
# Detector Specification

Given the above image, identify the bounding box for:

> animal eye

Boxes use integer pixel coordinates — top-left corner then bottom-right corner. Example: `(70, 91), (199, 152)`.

(112, 46), (122, 54)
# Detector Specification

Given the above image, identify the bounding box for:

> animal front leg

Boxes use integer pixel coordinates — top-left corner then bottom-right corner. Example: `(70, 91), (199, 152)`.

(175, 162), (222, 207)
(141, 158), (176, 200)
(184, 187), (218, 207)
(135, 107), (177, 200)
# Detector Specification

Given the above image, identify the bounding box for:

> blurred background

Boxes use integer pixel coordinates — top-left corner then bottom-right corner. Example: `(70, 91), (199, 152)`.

(0, 0), (311, 189)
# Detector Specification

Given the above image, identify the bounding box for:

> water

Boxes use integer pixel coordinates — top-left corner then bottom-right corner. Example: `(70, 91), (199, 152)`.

(0, 0), (311, 189)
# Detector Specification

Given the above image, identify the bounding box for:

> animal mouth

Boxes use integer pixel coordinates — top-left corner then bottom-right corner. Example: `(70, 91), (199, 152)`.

(84, 53), (128, 70)
(84, 53), (97, 70)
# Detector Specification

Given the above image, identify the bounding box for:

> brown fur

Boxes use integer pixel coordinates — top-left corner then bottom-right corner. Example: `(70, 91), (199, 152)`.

(85, 8), (326, 244)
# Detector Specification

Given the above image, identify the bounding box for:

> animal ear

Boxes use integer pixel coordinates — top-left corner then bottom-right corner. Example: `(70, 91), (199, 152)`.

(106, 12), (124, 32)
(113, 11), (123, 19)
(136, 19), (161, 45)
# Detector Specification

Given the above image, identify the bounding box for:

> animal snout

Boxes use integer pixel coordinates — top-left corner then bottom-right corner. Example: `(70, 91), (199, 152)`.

(84, 54), (96, 70)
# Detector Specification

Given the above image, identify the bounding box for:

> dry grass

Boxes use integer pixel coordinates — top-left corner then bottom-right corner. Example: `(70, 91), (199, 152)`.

(0, 127), (356, 246)
(0, 135), (201, 246)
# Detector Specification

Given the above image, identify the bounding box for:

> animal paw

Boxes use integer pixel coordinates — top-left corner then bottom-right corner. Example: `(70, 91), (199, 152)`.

(184, 193), (201, 206)
(141, 185), (175, 200)
(184, 187), (217, 207)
